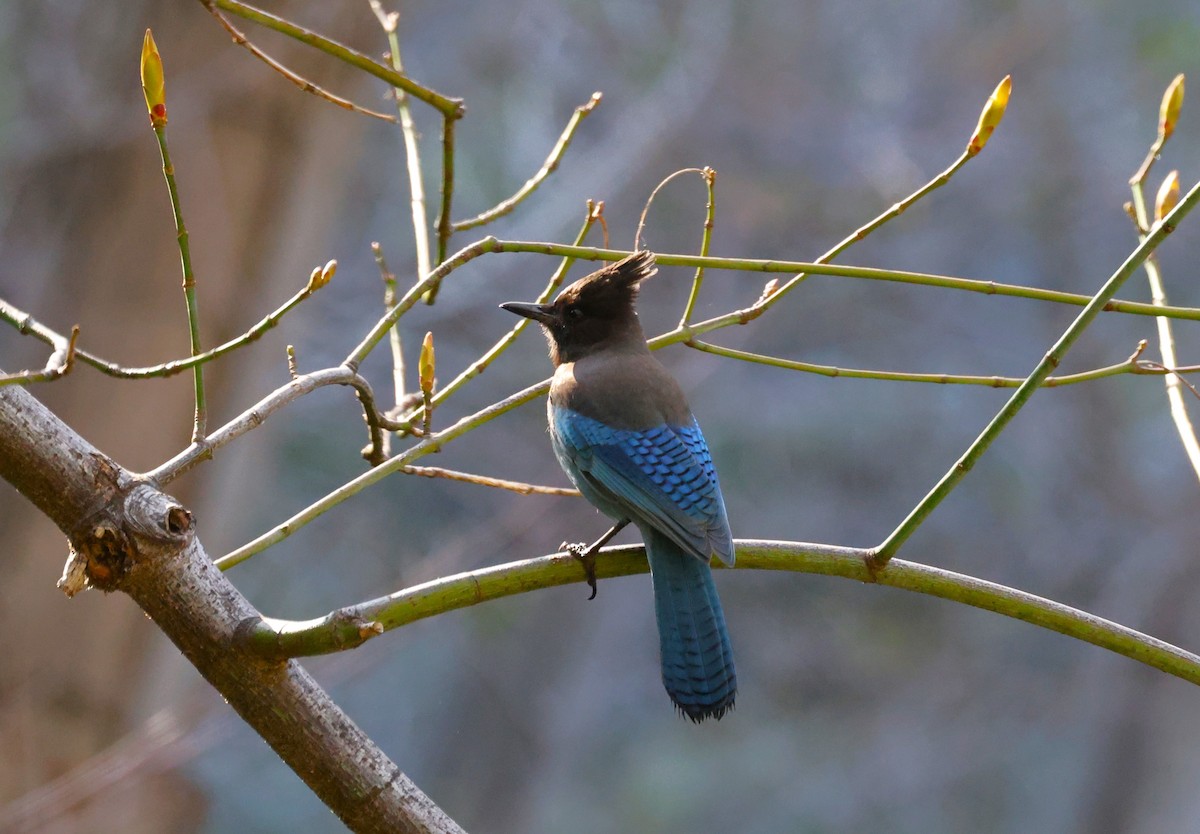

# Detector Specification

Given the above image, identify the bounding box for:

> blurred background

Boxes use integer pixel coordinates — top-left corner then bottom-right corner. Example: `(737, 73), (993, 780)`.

(3, 0), (1200, 831)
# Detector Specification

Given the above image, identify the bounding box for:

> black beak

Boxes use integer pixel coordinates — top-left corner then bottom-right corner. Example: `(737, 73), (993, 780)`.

(500, 301), (556, 325)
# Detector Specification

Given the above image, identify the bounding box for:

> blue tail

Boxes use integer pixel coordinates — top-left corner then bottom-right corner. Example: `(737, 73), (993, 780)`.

(644, 527), (737, 721)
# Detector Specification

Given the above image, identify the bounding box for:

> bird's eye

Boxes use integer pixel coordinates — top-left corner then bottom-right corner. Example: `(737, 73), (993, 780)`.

(566, 307), (584, 320)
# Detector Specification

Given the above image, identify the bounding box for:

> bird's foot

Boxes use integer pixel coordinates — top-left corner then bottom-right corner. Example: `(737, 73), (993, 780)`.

(562, 541), (599, 600)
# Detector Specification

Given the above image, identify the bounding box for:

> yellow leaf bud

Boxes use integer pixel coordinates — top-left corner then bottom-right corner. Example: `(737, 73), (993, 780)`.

(140, 29), (167, 127)
(419, 331), (435, 395)
(1160, 74), (1185, 142)
(1155, 170), (1180, 221)
(967, 75), (1012, 156)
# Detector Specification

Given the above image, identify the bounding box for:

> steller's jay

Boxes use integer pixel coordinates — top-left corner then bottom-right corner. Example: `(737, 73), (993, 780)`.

(501, 251), (736, 721)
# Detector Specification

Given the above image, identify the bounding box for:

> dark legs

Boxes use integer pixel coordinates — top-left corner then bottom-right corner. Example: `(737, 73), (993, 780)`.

(563, 518), (629, 600)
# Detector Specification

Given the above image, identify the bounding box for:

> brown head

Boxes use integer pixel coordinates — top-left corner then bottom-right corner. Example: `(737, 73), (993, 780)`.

(500, 250), (657, 365)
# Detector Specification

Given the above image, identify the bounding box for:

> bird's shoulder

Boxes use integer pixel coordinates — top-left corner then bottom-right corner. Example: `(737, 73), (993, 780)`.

(550, 350), (691, 430)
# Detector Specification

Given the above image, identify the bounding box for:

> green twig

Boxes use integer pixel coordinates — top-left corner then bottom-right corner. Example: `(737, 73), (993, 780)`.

(667, 167), (717, 326)
(0, 270), (330, 380)
(148, 365), (374, 485)
(345, 237), (1200, 378)
(687, 168), (718, 324)
(492, 242), (1200, 322)
(451, 92), (604, 232)
(240, 541), (1200, 697)
(1127, 77), (1200, 482)
(819, 150), (971, 265)
(369, 1), (433, 288)
(207, 0), (464, 117)
(367, 4), (431, 433)
(344, 238), (491, 370)
(1129, 73), (1181, 188)
(399, 465), (578, 496)
(219, 214), (604, 571)
(153, 123), (206, 441)
(872, 176), (1200, 567)
(370, 243), (406, 450)
(425, 116), (457, 303)
(203, 2), (396, 122)
(687, 338), (1170, 388)
(1128, 203), (1200, 478)
(491, 241), (1200, 323)
(633, 166), (707, 251)
(721, 78), (1002, 322)
(213, 377), (550, 569)
(398, 203), (603, 433)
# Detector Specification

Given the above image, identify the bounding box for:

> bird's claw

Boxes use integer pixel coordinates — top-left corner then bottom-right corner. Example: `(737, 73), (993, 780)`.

(563, 541), (599, 600)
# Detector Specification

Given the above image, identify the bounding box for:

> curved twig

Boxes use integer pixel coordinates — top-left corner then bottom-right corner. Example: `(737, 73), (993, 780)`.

(0, 325), (79, 387)
(452, 93), (603, 232)
(687, 338), (1176, 388)
(0, 272), (330, 380)
(206, 0), (464, 118)
(204, 3), (397, 122)
(239, 541), (1200, 697)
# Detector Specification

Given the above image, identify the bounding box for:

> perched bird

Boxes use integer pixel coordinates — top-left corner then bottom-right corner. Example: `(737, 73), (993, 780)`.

(501, 251), (736, 721)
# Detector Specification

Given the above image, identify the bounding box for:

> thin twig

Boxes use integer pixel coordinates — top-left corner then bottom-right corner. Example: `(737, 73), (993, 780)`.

(495, 241), (1200, 322)
(494, 242), (1200, 322)
(1134, 247), (1200, 478)
(147, 365), (362, 485)
(368, 1), (433, 288)
(343, 237), (1200, 378)
(872, 176), (1200, 567)
(400, 465), (578, 496)
(213, 378), (551, 570)
(206, 0), (464, 117)
(204, 3), (397, 122)
(371, 242), (404, 457)
(0, 325), (79, 387)
(633, 166), (707, 251)
(152, 120), (206, 441)
(687, 338), (1171, 388)
(1129, 74), (1181, 187)
(836, 152), (970, 260)
(397, 203), (603, 433)
(425, 115), (457, 303)
(749, 81), (1002, 311)
(365, 3), (430, 450)
(1126, 75), (1200, 483)
(680, 168), (716, 325)
(346, 372), (388, 467)
(766, 150), (973, 308)
(451, 92), (604, 232)
(344, 236), (498, 371)
(0, 270), (330, 379)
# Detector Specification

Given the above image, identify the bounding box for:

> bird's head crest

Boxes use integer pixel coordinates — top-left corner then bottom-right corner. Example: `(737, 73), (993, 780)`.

(500, 251), (657, 365)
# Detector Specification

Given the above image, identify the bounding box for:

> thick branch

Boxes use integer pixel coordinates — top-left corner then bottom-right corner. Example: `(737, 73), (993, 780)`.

(0, 384), (462, 833)
(243, 541), (1200, 691)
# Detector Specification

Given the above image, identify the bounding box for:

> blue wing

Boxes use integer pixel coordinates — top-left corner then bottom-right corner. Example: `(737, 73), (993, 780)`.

(551, 407), (734, 566)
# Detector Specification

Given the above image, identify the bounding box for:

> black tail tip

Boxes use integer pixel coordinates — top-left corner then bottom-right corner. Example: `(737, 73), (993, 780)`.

(672, 694), (736, 723)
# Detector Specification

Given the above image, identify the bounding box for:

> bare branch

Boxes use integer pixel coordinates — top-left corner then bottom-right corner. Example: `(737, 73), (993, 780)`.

(0, 270), (330, 380)
(0, 383), (462, 832)
(452, 92), (604, 232)
(205, 0), (464, 117)
(203, 2), (398, 122)
(400, 464), (578, 496)
(239, 540), (1200, 698)
(0, 324), (78, 387)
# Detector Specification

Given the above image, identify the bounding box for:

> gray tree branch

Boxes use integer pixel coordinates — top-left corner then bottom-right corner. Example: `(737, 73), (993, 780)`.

(0, 383), (463, 834)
